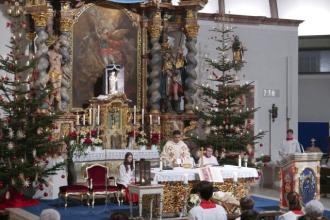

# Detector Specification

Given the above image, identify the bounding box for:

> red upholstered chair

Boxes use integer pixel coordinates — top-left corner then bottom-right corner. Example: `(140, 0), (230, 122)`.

(58, 185), (90, 208)
(86, 164), (119, 207)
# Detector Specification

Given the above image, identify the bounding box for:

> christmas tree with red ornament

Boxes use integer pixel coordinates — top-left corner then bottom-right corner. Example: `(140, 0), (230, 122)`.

(193, 19), (266, 161)
(0, 9), (63, 208)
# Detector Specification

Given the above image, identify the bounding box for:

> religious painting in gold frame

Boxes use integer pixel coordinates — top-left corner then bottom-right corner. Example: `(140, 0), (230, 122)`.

(71, 3), (141, 109)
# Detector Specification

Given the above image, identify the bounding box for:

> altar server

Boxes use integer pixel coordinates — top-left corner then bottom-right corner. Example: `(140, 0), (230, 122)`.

(161, 130), (192, 167)
(199, 145), (219, 167)
(188, 181), (227, 220)
(117, 152), (138, 203)
(279, 129), (304, 159)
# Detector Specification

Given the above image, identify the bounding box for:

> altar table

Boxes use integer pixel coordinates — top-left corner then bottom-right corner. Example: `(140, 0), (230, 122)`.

(151, 165), (258, 215)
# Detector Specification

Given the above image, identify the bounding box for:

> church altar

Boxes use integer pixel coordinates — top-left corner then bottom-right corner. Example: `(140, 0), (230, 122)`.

(151, 166), (258, 215)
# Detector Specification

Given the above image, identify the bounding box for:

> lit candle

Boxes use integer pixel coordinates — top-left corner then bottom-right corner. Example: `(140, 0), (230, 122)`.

(141, 108), (144, 125)
(76, 114), (79, 126)
(133, 105), (136, 125)
(83, 114), (86, 126)
(157, 116), (160, 125)
(97, 105), (100, 125)
(149, 114), (152, 125)
(89, 108), (92, 125)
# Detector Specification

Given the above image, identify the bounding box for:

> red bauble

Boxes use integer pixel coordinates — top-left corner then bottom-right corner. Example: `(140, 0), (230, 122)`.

(0, 181), (3, 188)
(43, 192), (48, 197)
(61, 175), (65, 179)
(260, 143), (263, 147)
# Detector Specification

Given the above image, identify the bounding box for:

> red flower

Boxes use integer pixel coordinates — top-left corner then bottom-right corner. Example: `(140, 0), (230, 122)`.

(151, 132), (160, 145)
(91, 130), (97, 137)
(83, 137), (92, 145)
(68, 131), (77, 139)
(127, 130), (137, 137)
(47, 135), (52, 141)
(61, 175), (65, 179)
(6, 22), (12, 28)
(260, 143), (263, 147)
(43, 192), (48, 197)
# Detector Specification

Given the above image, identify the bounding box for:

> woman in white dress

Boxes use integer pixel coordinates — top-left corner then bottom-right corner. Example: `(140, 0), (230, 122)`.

(117, 152), (138, 203)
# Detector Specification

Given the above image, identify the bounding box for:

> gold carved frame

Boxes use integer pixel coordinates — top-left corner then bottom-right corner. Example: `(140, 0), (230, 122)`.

(69, 2), (143, 111)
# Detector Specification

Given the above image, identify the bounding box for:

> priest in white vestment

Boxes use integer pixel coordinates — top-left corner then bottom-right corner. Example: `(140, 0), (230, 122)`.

(199, 145), (219, 167)
(161, 130), (191, 167)
(279, 129), (304, 159)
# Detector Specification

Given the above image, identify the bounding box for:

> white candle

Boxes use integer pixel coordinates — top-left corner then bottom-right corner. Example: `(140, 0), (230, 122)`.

(160, 160), (163, 170)
(89, 108), (92, 125)
(76, 114), (79, 126)
(97, 105), (100, 125)
(183, 173), (189, 185)
(142, 108), (144, 125)
(83, 114), (86, 126)
(233, 172), (238, 182)
(150, 114), (152, 125)
(238, 155), (242, 167)
(133, 105), (136, 125)
(158, 116), (160, 125)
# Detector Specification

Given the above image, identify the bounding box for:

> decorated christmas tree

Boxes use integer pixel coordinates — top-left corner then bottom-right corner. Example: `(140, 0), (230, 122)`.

(0, 14), (63, 202)
(193, 20), (266, 160)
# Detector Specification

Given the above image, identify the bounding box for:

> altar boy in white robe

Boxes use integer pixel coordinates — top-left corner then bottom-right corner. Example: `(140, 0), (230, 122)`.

(199, 145), (219, 167)
(279, 129), (304, 159)
(188, 181), (227, 220)
(161, 130), (192, 167)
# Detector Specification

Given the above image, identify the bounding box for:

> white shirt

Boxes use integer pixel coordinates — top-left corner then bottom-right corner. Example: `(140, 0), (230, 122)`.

(279, 139), (302, 159)
(278, 211), (303, 220)
(188, 204), (227, 220)
(199, 155), (219, 167)
(117, 164), (134, 187)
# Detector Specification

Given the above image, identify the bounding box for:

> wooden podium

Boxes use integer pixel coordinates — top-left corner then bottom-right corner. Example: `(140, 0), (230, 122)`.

(279, 153), (323, 209)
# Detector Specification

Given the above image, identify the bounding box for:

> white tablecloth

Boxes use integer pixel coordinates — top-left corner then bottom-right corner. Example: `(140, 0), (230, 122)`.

(152, 165), (258, 183)
(73, 149), (160, 162)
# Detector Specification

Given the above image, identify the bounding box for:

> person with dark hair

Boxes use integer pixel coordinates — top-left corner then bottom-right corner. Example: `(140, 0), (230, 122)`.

(188, 181), (227, 220)
(279, 129), (304, 159)
(117, 152), (137, 203)
(279, 192), (303, 220)
(110, 212), (129, 220)
(240, 197), (259, 220)
(161, 130), (192, 167)
(199, 145), (219, 167)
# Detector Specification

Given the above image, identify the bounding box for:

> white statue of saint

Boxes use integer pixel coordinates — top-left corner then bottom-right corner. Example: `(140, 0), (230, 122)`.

(108, 71), (118, 94)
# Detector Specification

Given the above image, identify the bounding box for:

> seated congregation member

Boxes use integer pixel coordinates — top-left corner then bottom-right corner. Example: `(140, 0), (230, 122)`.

(279, 192), (304, 220)
(199, 145), (219, 167)
(40, 209), (61, 220)
(117, 152), (138, 203)
(240, 197), (259, 220)
(188, 181), (227, 220)
(161, 130), (192, 167)
(298, 200), (327, 220)
(110, 212), (129, 220)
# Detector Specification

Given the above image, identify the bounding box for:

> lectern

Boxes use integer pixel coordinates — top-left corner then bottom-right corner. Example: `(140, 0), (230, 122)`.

(279, 153), (323, 209)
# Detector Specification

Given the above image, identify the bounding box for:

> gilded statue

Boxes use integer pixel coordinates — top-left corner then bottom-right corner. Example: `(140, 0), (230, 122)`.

(47, 36), (63, 111)
(232, 35), (244, 64)
(161, 48), (185, 113)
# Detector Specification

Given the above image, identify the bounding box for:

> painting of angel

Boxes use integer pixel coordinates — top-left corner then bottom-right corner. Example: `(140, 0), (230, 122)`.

(72, 4), (139, 108)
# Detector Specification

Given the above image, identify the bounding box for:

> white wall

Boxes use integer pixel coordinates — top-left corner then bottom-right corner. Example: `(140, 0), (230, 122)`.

(0, 6), (11, 61)
(197, 20), (299, 161)
(299, 75), (330, 122)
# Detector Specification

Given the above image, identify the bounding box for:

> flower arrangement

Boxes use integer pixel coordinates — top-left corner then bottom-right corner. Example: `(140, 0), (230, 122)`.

(188, 194), (201, 209)
(150, 132), (160, 145)
(136, 130), (148, 146)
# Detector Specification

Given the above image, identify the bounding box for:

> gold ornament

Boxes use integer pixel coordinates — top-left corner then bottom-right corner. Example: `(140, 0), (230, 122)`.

(60, 18), (73, 32)
(148, 12), (162, 38)
(46, 35), (59, 47)
(184, 24), (199, 39)
(32, 13), (47, 27)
